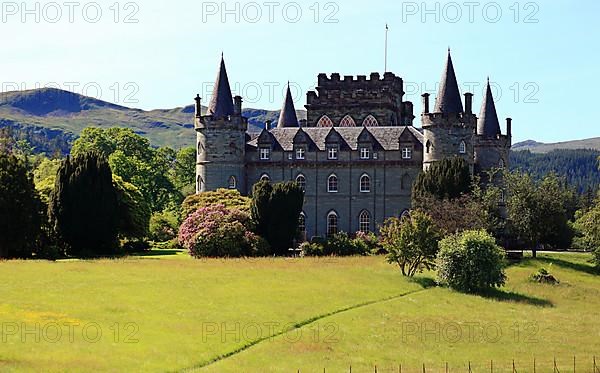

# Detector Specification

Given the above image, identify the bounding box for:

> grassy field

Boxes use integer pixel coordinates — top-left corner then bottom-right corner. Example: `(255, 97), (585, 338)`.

(0, 252), (599, 372)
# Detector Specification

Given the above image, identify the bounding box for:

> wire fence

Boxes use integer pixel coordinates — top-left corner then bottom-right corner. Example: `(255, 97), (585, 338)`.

(300, 356), (600, 372)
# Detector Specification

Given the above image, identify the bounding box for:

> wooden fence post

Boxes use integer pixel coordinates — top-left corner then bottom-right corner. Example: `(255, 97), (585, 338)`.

(534, 357), (536, 373)
(554, 357), (559, 373)
(490, 359), (493, 373)
(513, 359), (516, 373)
(573, 355), (576, 373)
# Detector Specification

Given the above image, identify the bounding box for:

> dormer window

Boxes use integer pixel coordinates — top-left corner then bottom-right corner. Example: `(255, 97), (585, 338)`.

(296, 147), (305, 160)
(360, 147), (370, 160)
(260, 148), (271, 160)
(328, 146), (338, 160)
(402, 147), (413, 160)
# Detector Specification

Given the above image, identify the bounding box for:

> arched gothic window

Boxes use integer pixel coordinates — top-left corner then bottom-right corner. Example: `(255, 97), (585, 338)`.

(296, 174), (306, 191)
(260, 174), (271, 182)
(426, 140), (432, 154)
(499, 158), (505, 168)
(327, 211), (338, 236)
(298, 212), (306, 234)
(228, 176), (237, 189)
(328, 174), (338, 193)
(401, 173), (412, 190)
(317, 115), (334, 127)
(362, 115), (379, 127)
(339, 115), (356, 127)
(459, 141), (467, 154)
(360, 174), (371, 193)
(359, 210), (371, 233)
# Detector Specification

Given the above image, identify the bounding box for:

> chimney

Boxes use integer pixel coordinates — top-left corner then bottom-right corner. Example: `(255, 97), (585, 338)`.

(464, 92), (473, 115)
(421, 93), (430, 114)
(233, 95), (242, 115)
(194, 94), (202, 117)
(506, 118), (512, 138)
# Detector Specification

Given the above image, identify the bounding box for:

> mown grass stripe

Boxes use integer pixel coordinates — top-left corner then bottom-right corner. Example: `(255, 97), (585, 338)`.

(181, 288), (429, 372)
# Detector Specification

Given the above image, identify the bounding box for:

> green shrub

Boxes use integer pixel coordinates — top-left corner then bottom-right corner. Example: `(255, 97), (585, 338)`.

(529, 267), (560, 284)
(381, 211), (441, 276)
(437, 230), (507, 293)
(149, 210), (179, 242)
(181, 189), (251, 219)
(299, 241), (324, 256)
(324, 232), (370, 256)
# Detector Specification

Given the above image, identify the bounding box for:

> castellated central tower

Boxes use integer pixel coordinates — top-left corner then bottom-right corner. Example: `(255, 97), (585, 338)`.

(195, 57), (248, 194)
(421, 51), (477, 172)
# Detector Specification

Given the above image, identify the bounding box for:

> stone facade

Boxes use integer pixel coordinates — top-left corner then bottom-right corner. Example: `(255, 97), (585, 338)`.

(195, 52), (512, 239)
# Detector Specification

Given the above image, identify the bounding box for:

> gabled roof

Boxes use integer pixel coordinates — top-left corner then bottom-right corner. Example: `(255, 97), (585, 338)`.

(434, 50), (463, 114)
(247, 126), (423, 151)
(477, 79), (501, 138)
(277, 84), (299, 128)
(207, 56), (235, 117)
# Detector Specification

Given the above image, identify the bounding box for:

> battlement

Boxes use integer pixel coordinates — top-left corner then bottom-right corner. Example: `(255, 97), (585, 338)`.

(316, 72), (402, 87)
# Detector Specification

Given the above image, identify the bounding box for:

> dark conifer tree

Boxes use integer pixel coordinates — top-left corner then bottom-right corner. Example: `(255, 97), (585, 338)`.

(49, 152), (119, 257)
(413, 157), (472, 203)
(0, 151), (43, 258)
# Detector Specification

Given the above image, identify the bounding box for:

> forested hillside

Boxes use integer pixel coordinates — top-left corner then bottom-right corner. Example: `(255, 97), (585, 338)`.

(510, 149), (600, 193)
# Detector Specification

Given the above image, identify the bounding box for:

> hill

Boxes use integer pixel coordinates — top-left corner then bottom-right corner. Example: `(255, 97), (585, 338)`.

(513, 137), (600, 153)
(0, 88), (306, 154)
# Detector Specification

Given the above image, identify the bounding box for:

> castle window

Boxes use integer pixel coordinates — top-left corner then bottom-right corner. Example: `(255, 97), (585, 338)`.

(362, 115), (379, 127)
(459, 141), (467, 154)
(328, 146), (338, 160)
(328, 174), (338, 193)
(339, 115), (356, 127)
(359, 210), (371, 233)
(500, 190), (506, 203)
(260, 147), (271, 160)
(499, 158), (505, 168)
(401, 209), (411, 219)
(426, 140), (432, 154)
(360, 147), (370, 159)
(260, 174), (271, 183)
(327, 211), (338, 236)
(402, 147), (413, 160)
(228, 176), (237, 189)
(296, 147), (305, 160)
(296, 174), (306, 191)
(360, 174), (371, 193)
(298, 213), (307, 236)
(317, 115), (334, 127)
(401, 173), (411, 190)
(197, 175), (205, 194)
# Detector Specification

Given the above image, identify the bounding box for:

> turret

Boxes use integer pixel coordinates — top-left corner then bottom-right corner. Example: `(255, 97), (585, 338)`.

(195, 55), (247, 194)
(421, 50), (476, 172)
(277, 83), (299, 128)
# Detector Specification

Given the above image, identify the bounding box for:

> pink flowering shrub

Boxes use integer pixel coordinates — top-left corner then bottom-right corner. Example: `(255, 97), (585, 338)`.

(178, 204), (268, 258)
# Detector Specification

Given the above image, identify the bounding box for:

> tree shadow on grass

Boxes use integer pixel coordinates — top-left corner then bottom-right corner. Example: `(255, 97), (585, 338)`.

(476, 288), (554, 308)
(129, 250), (182, 257)
(533, 256), (599, 276)
(409, 276), (437, 289)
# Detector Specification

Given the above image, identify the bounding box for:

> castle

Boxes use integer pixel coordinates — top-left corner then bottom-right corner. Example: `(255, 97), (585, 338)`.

(194, 51), (512, 239)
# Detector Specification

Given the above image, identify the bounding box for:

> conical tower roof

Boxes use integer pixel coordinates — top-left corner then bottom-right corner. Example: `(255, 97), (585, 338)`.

(477, 79), (501, 137)
(277, 84), (299, 128)
(207, 55), (235, 117)
(434, 50), (463, 114)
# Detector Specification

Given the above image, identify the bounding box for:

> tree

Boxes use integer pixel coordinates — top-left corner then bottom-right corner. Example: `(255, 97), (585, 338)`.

(506, 172), (575, 256)
(113, 175), (151, 241)
(251, 181), (304, 255)
(437, 230), (507, 293)
(33, 158), (61, 204)
(413, 157), (472, 203)
(71, 127), (181, 212)
(574, 192), (600, 266)
(0, 151), (43, 258)
(49, 152), (119, 257)
(173, 147), (196, 195)
(381, 211), (441, 276)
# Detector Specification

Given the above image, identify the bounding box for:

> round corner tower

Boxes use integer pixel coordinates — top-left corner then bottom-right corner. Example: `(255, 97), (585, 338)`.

(421, 51), (476, 172)
(195, 57), (247, 195)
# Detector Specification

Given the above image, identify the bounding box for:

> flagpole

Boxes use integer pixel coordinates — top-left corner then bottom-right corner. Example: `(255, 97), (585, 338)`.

(384, 24), (389, 72)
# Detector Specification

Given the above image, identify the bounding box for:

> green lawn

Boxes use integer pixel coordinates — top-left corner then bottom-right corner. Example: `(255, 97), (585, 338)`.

(0, 252), (599, 372)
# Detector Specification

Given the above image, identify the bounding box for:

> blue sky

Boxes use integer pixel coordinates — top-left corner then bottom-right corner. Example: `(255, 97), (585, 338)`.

(1, 0), (598, 143)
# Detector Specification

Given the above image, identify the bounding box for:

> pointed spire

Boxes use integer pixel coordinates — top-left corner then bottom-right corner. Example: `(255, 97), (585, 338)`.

(277, 83), (299, 128)
(434, 50), (463, 114)
(477, 79), (501, 137)
(207, 55), (235, 118)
